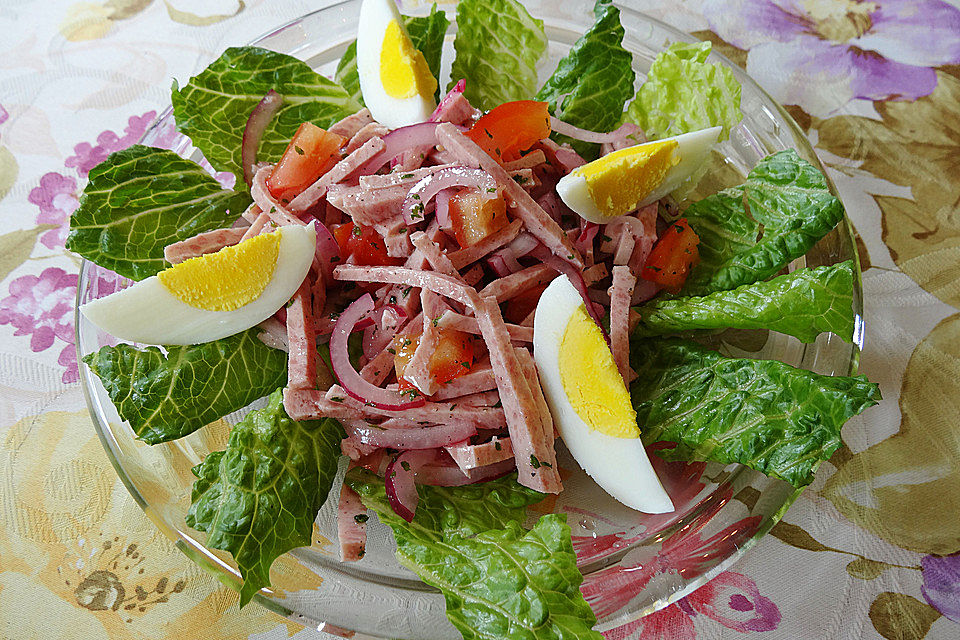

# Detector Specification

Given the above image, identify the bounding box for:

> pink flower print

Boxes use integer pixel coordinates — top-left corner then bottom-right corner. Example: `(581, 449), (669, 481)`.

(0, 267), (79, 382)
(685, 571), (781, 632)
(58, 343), (79, 384)
(702, 0), (960, 116)
(29, 172), (79, 249)
(921, 553), (960, 622)
(0, 103), (8, 127)
(65, 111), (157, 177)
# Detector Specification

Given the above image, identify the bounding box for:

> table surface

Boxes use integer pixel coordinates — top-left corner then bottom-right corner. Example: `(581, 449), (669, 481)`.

(2, 0), (959, 638)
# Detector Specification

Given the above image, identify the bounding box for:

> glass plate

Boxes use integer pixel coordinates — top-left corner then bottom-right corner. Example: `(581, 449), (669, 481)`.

(76, 1), (863, 637)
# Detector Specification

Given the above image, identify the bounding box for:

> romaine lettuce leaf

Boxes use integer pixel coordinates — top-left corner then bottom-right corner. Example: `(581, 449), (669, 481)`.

(625, 41), (742, 141)
(336, 6), (451, 106)
(83, 328), (287, 444)
(536, 0), (635, 157)
(450, 0), (547, 110)
(66, 145), (251, 281)
(172, 46), (361, 184)
(346, 468), (544, 539)
(346, 469), (601, 639)
(684, 149), (845, 295)
(634, 260), (855, 343)
(186, 390), (344, 607)
(630, 338), (881, 487)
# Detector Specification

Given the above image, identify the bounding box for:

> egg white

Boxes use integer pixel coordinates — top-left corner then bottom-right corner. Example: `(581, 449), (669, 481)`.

(533, 275), (674, 513)
(557, 126), (722, 224)
(80, 224), (316, 346)
(357, 0), (437, 129)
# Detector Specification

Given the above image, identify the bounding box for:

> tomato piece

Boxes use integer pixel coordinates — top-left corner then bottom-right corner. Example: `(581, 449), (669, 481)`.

(641, 218), (701, 293)
(504, 284), (547, 325)
(393, 329), (475, 391)
(266, 122), (344, 202)
(333, 222), (397, 267)
(448, 188), (509, 247)
(465, 100), (551, 163)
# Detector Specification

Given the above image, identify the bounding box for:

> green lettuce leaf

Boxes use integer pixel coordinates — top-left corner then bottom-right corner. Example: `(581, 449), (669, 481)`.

(346, 469), (601, 639)
(536, 0), (635, 158)
(346, 468), (544, 538)
(83, 328), (287, 444)
(625, 41), (742, 141)
(630, 338), (881, 487)
(172, 46), (361, 184)
(66, 145), (251, 281)
(684, 149), (845, 295)
(336, 6), (451, 106)
(450, 0), (547, 110)
(634, 260), (855, 343)
(186, 390), (344, 607)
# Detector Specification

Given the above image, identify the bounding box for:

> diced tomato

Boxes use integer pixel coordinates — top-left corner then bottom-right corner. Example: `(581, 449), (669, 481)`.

(448, 188), (509, 247)
(333, 222), (398, 267)
(465, 100), (551, 163)
(266, 122), (344, 202)
(641, 218), (701, 293)
(393, 329), (475, 391)
(504, 284), (547, 325)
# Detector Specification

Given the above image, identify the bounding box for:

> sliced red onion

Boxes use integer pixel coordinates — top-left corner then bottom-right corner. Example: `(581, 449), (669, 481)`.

(242, 90), (283, 188)
(385, 449), (436, 522)
(416, 457), (517, 487)
(529, 243), (607, 332)
(313, 220), (340, 281)
(358, 122), (440, 176)
(430, 79), (465, 122)
(401, 167), (497, 225)
(330, 294), (426, 411)
(600, 122), (646, 155)
(346, 421), (477, 450)
(549, 116), (629, 144)
(434, 188), (454, 230)
(506, 232), (539, 258)
(575, 222), (600, 255)
(486, 254), (511, 277)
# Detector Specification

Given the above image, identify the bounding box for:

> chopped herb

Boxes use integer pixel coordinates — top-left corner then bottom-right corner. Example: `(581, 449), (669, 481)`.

(530, 455), (541, 469)
(494, 441), (502, 451)
(387, 347), (397, 355)
(354, 514), (369, 524)
(398, 227), (407, 234)
(512, 175), (527, 184)
(400, 461), (411, 471)
(389, 295), (398, 304)
(602, 235), (612, 242)
(402, 286), (412, 298)
(401, 338), (412, 347)
(401, 173), (414, 179)
(484, 128), (493, 139)
(364, 401), (376, 407)
(294, 145), (305, 155)
(461, 361), (471, 369)
(411, 194), (421, 200)
(449, 404), (458, 411)
(493, 400), (502, 408)
(647, 266), (662, 272)
(486, 187), (497, 192)
(432, 317), (440, 327)
(331, 256), (340, 262)
(352, 225), (363, 237)
(401, 388), (421, 399)
(331, 396), (344, 403)
(329, 312), (341, 319)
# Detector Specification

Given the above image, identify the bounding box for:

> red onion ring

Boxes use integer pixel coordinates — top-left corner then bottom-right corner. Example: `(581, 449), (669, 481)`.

(330, 294), (426, 411)
(345, 421), (477, 451)
(434, 188), (454, 230)
(430, 78), (465, 122)
(575, 222), (600, 255)
(549, 116), (629, 144)
(313, 220), (340, 282)
(401, 167), (497, 225)
(385, 449), (436, 522)
(242, 90), (283, 188)
(358, 122), (440, 176)
(361, 304), (407, 360)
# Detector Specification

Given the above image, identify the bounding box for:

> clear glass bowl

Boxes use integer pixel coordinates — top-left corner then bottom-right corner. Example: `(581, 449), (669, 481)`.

(76, 1), (863, 637)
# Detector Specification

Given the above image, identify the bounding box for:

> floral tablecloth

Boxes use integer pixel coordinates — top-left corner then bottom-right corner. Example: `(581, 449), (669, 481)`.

(2, 0), (959, 638)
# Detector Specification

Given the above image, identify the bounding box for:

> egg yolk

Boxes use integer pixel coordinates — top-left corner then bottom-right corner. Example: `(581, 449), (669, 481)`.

(380, 19), (437, 99)
(577, 139), (680, 218)
(158, 231), (280, 312)
(558, 306), (640, 438)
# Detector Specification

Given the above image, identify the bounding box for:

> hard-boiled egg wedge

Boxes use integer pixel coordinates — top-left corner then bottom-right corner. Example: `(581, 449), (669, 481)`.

(81, 224), (316, 345)
(557, 126), (721, 223)
(533, 275), (674, 513)
(357, 0), (438, 129)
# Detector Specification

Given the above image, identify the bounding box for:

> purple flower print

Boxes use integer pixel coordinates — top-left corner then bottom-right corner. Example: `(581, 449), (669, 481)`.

(685, 571), (782, 632)
(0, 267), (79, 381)
(921, 554), (960, 623)
(65, 111), (157, 177)
(702, 0), (960, 116)
(29, 172), (79, 250)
